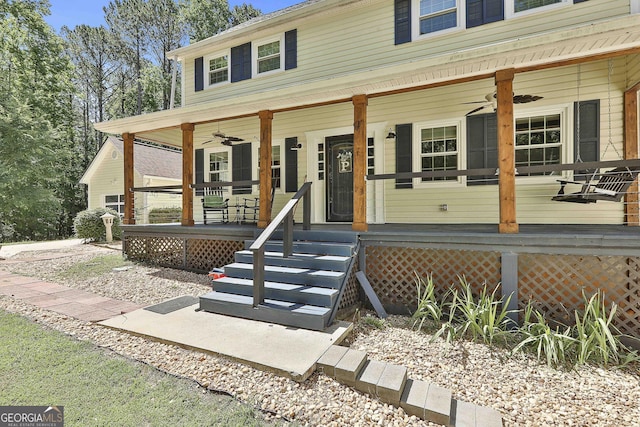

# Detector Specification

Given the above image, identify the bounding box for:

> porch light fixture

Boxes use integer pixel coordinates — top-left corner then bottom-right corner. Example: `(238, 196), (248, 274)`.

(386, 128), (396, 140)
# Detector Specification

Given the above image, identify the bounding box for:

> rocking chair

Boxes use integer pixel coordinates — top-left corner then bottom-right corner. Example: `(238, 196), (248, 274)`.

(552, 166), (640, 204)
(202, 187), (229, 223)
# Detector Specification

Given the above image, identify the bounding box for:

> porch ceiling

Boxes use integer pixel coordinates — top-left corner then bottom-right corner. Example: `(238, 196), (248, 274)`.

(94, 14), (640, 148)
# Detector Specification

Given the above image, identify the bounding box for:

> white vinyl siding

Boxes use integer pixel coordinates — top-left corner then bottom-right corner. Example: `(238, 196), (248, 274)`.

(182, 0), (630, 107)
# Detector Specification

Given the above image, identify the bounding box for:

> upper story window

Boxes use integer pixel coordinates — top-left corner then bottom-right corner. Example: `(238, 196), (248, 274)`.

(205, 53), (229, 87)
(417, 0), (460, 35)
(506, 0), (568, 17)
(254, 36), (284, 76)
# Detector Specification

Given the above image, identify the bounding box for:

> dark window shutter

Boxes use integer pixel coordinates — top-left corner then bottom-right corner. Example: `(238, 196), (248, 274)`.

(394, 0), (411, 45)
(285, 29), (297, 70)
(195, 148), (204, 196)
(231, 42), (252, 83)
(395, 123), (413, 189)
(574, 99), (600, 180)
(467, 0), (503, 28)
(195, 57), (204, 92)
(285, 137), (299, 192)
(232, 143), (252, 194)
(574, 0), (588, 3)
(467, 113), (498, 185)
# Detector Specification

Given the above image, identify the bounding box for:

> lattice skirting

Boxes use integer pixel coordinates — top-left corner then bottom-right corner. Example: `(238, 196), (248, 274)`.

(124, 236), (243, 272)
(519, 254), (640, 337)
(338, 258), (361, 312)
(364, 245), (640, 338)
(365, 245), (501, 315)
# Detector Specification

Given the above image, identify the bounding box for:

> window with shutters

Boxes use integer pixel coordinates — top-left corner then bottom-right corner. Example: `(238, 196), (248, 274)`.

(254, 36), (284, 76)
(208, 151), (230, 183)
(257, 145), (282, 189)
(414, 120), (462, 186)
(506, 0), (568, 18)
(204, 52), (229, 88)
(413, 0), (463, 38)
(514, 113), (563, 176)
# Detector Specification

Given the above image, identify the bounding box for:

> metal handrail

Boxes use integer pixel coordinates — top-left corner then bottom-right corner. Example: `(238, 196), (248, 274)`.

(249, 182), (312, 307)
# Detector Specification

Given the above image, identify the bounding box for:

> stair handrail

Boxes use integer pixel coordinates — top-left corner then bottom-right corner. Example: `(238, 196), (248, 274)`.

(249, 182), (312, 307)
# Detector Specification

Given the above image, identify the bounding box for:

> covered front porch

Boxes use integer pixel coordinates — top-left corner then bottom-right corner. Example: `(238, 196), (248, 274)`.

(121, 221), (640, 338)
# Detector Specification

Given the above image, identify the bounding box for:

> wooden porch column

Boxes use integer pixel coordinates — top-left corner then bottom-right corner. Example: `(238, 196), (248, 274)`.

(181, 123), (195, 226)
(624, 83), (640, 226)
(258, 110), (273, 229)
(352, 95), (368, 232)
(495, 69), (519, 234)
(122, 132), (135, 225)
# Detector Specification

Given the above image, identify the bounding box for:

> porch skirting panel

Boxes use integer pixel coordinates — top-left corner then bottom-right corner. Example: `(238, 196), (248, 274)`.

(363, 243), (640, 338)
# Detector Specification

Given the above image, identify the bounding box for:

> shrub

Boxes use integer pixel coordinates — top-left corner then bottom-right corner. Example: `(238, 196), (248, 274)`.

(411, 273), (442, 331)
(73, 208), (122, 242)
(148, 207), (182, 224)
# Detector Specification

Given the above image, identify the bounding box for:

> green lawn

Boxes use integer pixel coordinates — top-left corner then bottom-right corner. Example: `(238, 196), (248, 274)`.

(0, 311), (278, 426)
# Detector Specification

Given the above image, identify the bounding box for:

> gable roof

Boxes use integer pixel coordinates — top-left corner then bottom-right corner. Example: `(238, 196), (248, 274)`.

(80, 136), (182, 184)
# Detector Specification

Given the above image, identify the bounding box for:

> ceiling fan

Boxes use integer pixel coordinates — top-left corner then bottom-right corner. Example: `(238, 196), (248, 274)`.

(202, 123), (244, 146)
(464, 92), (543, 116)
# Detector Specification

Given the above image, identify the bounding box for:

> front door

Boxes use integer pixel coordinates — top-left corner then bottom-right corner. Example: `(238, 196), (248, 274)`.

(326, 134), (354, 222)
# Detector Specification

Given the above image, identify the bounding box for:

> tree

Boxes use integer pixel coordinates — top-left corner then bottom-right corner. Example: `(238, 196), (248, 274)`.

(0, 0), (77, 240)
(180, 0), (261, 43)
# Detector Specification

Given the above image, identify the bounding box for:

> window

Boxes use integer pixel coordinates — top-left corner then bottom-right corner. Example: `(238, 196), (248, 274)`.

(105, 194), (125, 216)
(413, 0), (461, 38)
(257, 145), (282, 189)
(506, 0), (567, 17)
(208, 151), (229, 183)
(515, 114), (562, 176)
(254, 37), (283, 76)
(206, 53), (229, 86)
(419, 124), (459, 181)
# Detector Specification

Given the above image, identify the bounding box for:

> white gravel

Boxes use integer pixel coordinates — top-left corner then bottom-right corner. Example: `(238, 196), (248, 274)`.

(1, 244), (639, 426)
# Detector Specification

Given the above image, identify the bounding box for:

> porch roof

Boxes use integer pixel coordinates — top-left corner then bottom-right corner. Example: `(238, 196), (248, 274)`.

(94, 14), (640, 147)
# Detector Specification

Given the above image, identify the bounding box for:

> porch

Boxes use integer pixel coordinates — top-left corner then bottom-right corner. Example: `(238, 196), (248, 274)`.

(122, 221), (640, 338)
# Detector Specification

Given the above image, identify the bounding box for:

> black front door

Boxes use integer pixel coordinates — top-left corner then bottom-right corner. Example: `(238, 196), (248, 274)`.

(326, 134), (354, 222)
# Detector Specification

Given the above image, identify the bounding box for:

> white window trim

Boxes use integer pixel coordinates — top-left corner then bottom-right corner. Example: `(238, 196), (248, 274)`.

(104, 194), (125, 217)
(203, 50), (230, 89)
(632, 0), (640, 14)
(254, 141), (283, 193)
(413, 119), (465, 188)
(205, 147), (232, 192)
(252, 35), (285, 78)
(505, 0), (570, 19)
(412, 0), (465, 41)
(513, 103), (571, 184)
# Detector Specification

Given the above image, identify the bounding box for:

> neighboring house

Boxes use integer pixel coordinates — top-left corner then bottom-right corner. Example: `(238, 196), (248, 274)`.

(94, 1), (640, 336)
(80, 136), (182, 224)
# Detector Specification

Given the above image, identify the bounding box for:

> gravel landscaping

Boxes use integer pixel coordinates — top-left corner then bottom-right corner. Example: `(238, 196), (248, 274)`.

(1, 243), (639, 426)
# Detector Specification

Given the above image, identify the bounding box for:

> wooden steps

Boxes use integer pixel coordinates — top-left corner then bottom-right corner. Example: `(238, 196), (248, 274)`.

(317, 345), (504, 427)
(199, 230), (358, 331)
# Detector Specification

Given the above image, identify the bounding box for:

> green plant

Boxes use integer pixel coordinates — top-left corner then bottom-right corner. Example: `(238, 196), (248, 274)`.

(432, 278), (515, 345)
(362, 315), (386, 329)
(148, 207), (182, 224)
(73, 207), (122, 242)
(512, 302), (575, 367)
(411, 273), (442, 330)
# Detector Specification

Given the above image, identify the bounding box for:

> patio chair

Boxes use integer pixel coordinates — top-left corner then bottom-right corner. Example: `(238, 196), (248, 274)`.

(552, 166), (640, 203)
(239, 185), (276, 224)
(202, 187), (229, 224)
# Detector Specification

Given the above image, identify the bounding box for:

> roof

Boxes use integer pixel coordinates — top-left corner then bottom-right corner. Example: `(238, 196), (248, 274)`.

(80, 136), (182, 184)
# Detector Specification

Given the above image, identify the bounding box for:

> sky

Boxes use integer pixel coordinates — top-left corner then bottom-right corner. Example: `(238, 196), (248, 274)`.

(45, 0), (302, 32)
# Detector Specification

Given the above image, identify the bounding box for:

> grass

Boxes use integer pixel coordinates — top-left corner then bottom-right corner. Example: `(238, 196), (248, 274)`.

(53, 254), (134, 281)
(0, 311), (279, 427)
